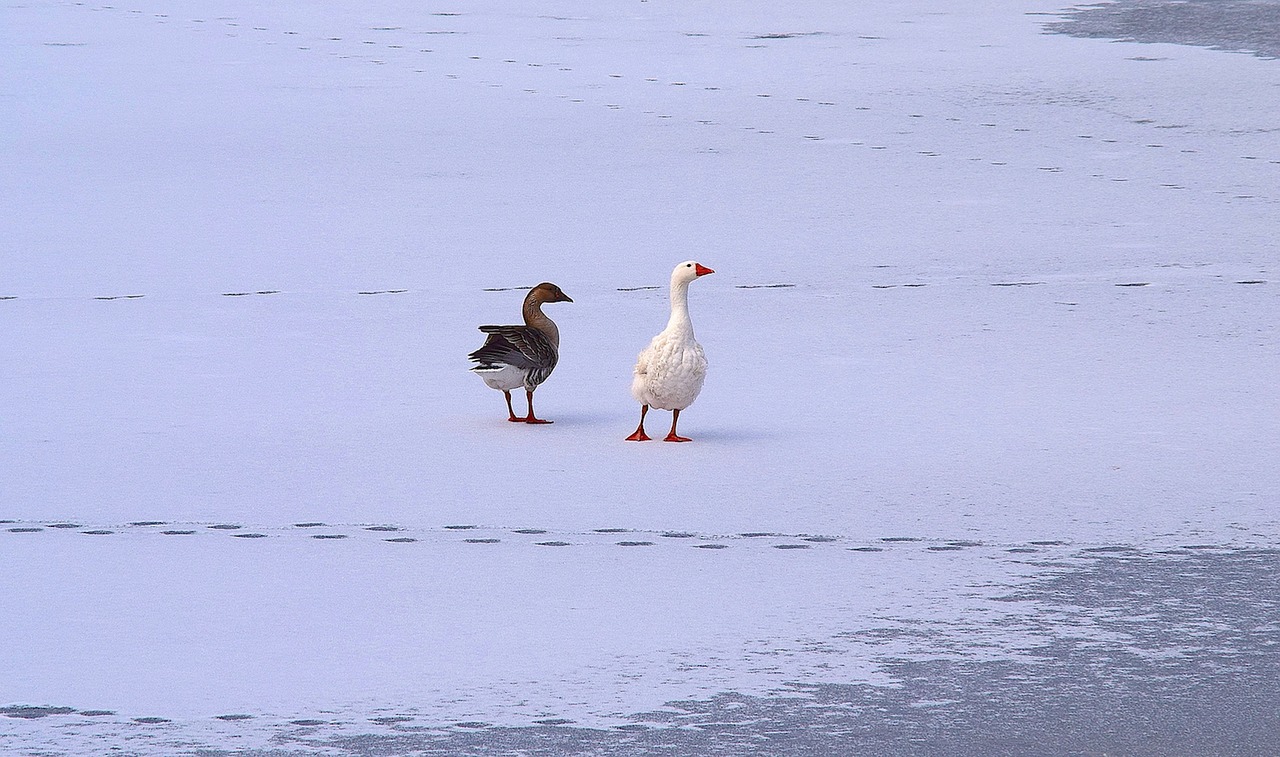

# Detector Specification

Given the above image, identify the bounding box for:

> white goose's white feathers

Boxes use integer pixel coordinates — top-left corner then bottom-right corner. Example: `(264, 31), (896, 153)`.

(631, 261), (709, 411)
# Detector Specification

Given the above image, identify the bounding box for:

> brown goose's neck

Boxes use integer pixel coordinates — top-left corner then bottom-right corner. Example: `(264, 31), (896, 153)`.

(523, 294), (560, 349)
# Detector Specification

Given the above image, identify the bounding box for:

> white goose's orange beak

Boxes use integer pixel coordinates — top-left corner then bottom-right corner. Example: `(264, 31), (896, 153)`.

(694, 263), (714, 276)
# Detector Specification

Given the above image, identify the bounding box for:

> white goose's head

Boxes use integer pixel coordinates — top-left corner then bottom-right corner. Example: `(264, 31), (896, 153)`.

(672, 260), (714, 286)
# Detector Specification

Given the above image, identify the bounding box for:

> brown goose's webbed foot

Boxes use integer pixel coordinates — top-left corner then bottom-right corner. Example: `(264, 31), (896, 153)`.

(504, 391), (522, 422)
(523, 390), (553, 424)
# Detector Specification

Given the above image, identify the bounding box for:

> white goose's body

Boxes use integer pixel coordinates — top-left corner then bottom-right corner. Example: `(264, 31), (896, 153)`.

(627, 261), (713, 442)
(631, 319), (706, 412)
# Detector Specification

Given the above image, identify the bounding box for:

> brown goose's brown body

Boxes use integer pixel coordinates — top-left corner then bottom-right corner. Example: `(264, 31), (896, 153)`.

(469, 282), (572, 423)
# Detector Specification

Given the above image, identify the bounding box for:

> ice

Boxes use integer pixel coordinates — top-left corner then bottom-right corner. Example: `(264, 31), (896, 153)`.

(2, 0), (1277, 752)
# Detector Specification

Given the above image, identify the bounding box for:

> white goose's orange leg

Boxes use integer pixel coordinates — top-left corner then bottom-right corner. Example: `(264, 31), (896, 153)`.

(503, 390), (521, 422)
(625, 405), (651, 441)
(664, 408), (691, 442)
(523, 389), (553, 424)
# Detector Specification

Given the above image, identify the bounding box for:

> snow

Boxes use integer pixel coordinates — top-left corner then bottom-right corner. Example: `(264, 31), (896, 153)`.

(2, 0), (1278, 751)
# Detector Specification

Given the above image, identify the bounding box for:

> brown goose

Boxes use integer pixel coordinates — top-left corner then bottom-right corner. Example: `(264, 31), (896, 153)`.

(468, 282), (573, 424)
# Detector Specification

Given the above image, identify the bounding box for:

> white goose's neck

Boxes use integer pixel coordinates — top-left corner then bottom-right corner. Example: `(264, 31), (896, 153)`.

(665, 277), (695, 336)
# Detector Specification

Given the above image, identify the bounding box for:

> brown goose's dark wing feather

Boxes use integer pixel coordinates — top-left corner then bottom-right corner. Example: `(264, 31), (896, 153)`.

(468, 326), (558, 387)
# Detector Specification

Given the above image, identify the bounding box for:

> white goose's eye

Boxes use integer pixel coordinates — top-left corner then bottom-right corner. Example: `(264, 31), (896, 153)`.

(686, 263), (692, 267)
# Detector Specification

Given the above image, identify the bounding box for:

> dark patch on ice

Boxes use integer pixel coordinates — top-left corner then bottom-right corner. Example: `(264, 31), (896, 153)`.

(514, 528), (548, 534)
(80, 710), (115, 716)
(245, 548), (1280, 756)
(93, 294), (144, 300)
(595, 528), (630, 533)
(617, 541), (655, 547)
(739, 532), (777, 538)
(162, 530), (196, 535)
(802, 536), (838, 543)
(370, 715), (413, 724)
(849, 546), (885, 552)
(774, 543), (811, 550)
(215, 714), (254, 721)
(291, 719), (327, 726)
(880, 536), (922, 542)
(465, 538), (501, 544)
(312, 534), (348, 540)
(365, 525), (399, 532)
(385, 537), (417, 543)
(751, 32), (829, 40)
(1007, 547), (1040, 553)
(1030, 540), (1068, 546)
(992, 281), (1044, 287)
(662, 532), (696, 538)
(455, 721), (490, 728)
(443, 524), (478, 530)
(294, 522), (326, 528)
(133, 716), (171, 724)
(81, 530), (113, 535)
(948, 540), (983, 547)
(232, 533), (268, 539)
(209, 524), (243, 530)
(928, 545), (964, 551)
(536, 541), (572, 547)
(48, 523), (81, 528)
(129, 521), (165, 526)
(1084, 545), (1138, 553)
(1, 706), (76, 719)
(1116, 282), (1150, 287)
(693, 544), (729, 549)
(735, 283), (796, 289)
(9, 527), (43, 533)
(1045, 0), (1280, 60)
(1237, 280), (1267, 285)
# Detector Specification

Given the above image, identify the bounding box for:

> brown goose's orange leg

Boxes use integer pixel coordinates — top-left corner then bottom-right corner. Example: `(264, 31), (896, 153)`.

(504, 390), (521, 422)
(625, 405), (651, 441)
(664, 408), (691, 442)
(523, 389), (553, 424)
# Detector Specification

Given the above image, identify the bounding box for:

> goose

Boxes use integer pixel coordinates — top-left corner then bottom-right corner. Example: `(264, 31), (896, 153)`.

(468, 282), (573, 424)
(626, 261), (714, 442)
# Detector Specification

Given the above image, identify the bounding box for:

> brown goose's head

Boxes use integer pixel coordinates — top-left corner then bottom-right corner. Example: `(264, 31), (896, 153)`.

(527, 282), (573, 304)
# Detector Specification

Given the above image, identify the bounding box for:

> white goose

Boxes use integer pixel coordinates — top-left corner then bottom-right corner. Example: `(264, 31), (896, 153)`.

(626, 261), (714, 442)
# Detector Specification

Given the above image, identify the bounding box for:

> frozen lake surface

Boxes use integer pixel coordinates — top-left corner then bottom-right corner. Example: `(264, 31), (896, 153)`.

(2, 0), (1278, 754)
(1049, 0), (1280, 60)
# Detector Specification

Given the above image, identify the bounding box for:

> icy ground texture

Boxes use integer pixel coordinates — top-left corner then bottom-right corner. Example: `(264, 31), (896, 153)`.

(1049, 0), (1280, 60)
(5, 546), (1278, 755)
(2, 0), (1279, 753)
